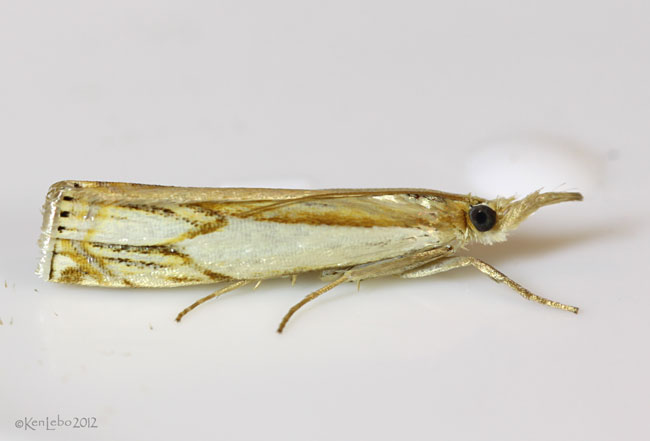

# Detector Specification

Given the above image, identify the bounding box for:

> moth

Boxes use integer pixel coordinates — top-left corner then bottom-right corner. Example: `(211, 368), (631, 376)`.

(37, 181), (582, 332)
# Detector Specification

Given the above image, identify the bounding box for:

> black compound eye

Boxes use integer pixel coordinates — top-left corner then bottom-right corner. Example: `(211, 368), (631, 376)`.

(469, 205), (497, 232)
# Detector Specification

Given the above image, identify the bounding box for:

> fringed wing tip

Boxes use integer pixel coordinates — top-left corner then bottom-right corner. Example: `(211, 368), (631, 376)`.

(36, 182), (70, 281)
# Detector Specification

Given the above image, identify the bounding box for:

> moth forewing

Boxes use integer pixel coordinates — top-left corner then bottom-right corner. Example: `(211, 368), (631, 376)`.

(37, 181), (583, 332)
(38, 181), (461, 288)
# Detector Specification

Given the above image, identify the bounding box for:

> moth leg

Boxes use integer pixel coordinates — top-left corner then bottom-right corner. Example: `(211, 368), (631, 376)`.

(175, 280), (251, 322)
(277, 246), (454, 333)
(401, 256), (579, 314)
(277, 275), (348, 333)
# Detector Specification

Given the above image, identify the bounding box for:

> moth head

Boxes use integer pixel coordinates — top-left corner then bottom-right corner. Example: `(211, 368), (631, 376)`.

(466, 191), (583, 245)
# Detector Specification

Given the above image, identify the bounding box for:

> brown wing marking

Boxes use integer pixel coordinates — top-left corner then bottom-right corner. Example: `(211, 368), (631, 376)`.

(53, 239), (112, 285)
(51, 240), (232, 287)
(230, 191), (475, 229)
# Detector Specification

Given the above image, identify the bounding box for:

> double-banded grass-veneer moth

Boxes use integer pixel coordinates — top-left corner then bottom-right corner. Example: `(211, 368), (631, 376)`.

(37, 181), (582, 332)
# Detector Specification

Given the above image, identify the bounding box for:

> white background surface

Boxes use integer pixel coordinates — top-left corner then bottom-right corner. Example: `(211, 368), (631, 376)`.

(1, 1), (649, 440)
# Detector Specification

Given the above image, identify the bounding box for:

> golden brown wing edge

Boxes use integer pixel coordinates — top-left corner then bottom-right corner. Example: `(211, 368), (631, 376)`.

(43, 180), (484, 204)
